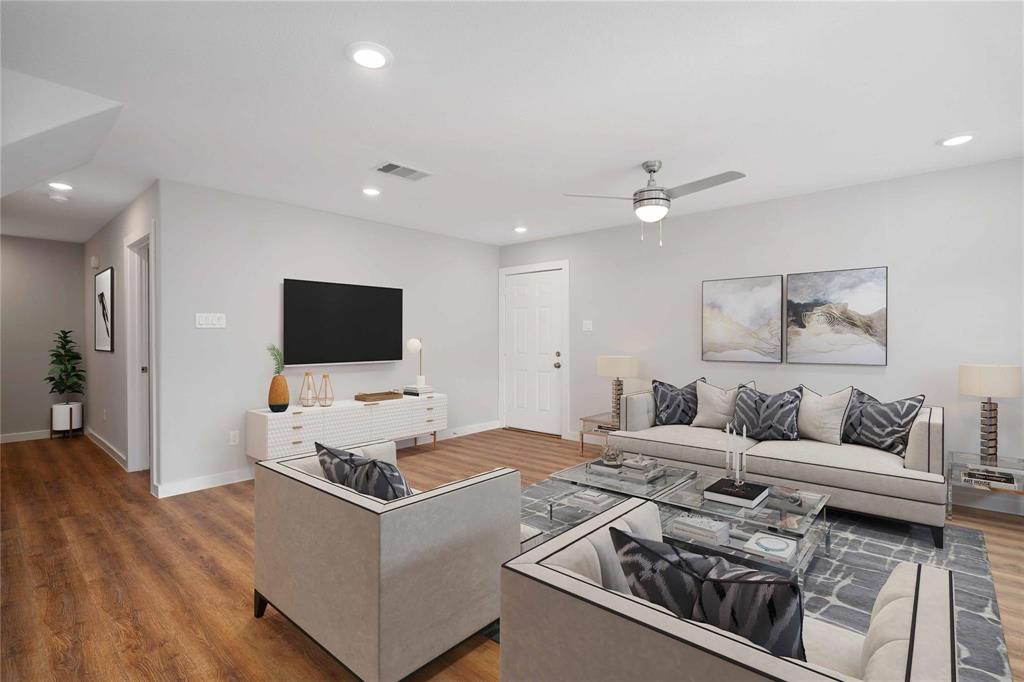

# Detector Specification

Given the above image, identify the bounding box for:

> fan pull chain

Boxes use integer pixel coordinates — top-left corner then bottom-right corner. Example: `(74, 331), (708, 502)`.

(640, 221), (644, 242)
(659, 220), (663, 247)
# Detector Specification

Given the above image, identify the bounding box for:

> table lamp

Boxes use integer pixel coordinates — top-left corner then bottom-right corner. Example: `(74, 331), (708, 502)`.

(959, 364), (1021, 458)
(406, 338), (425, 387)
(597, 355), (639, 425)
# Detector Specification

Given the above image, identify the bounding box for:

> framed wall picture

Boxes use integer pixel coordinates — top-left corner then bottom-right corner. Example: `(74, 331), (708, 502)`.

(785, 266), (887, 365)
(95, 266), (114, 352)
(701, 275), (783, 363)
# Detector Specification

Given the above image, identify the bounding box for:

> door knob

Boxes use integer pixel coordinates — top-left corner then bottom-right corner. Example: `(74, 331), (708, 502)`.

(553, 362), (562, 369)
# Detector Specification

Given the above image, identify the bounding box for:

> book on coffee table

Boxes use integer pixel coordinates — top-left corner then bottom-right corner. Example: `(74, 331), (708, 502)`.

(669, 513), (731, 546)
(703, 478), (770, 509)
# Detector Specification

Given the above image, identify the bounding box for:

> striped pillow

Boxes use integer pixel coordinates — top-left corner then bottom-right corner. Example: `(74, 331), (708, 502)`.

(652, 378), (705, 426)
(611, 528), (806, 660)
(316, 442), (412, 501)
(842, 390), (925, 456)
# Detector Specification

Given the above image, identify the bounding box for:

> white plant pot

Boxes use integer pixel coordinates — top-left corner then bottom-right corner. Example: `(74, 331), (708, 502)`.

(51, 402), (83, 432)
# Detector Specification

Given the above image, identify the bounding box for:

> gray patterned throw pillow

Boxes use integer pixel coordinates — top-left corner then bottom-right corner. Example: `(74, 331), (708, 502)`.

(316, 442), (412, 501)
(652, 378), (705, 426)
(611, 528), (806, 660)
(842, 390), (925, 456)
(727, 386), (802, 441)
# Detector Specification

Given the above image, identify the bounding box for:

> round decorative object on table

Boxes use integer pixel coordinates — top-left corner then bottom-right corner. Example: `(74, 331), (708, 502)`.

(755, 536), (790, 553)
(268, 375), (289, 412)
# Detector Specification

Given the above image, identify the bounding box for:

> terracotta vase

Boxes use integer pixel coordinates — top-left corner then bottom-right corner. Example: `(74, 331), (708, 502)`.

(268, 374), (289, 412)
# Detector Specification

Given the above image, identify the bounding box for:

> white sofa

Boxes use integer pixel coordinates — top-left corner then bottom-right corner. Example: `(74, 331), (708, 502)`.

(501, 498), (956, 682)
(253, 441), (521, 682)
(609, 391), (947, 546)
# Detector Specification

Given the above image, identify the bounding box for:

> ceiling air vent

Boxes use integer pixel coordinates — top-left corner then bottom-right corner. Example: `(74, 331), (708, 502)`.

(375, 161), (431, 181)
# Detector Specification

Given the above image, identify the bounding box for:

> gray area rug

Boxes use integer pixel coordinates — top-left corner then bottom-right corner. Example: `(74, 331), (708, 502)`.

(513, 478), (1011, 682)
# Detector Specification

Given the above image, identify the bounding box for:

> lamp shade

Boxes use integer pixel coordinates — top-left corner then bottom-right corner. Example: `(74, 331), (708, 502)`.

(597, 355), (639, 378)
(959, 364), (1021, 398)
(406, 338), (422, 353)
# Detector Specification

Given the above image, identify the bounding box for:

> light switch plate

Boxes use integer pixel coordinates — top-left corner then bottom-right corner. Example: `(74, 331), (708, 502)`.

(582, 319), (593, 332)
(195, 313), (227, 329)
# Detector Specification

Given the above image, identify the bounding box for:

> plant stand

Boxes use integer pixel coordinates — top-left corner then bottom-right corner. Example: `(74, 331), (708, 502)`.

(51, 402), (84, 438)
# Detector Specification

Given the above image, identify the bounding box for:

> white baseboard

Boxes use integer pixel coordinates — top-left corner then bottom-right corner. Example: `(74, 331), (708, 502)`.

(153, 464), (254, 499)
(0, 429), (50, 443)
(86, 427), (128, 470)
(562, 431), (608, 446)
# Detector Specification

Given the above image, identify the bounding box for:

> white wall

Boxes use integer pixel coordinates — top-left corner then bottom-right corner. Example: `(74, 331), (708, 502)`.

(1, 236), (84, 439)
(154, 181), (499, 494)
(83, 183), (158, 464)
(500, 159), (1023, 463)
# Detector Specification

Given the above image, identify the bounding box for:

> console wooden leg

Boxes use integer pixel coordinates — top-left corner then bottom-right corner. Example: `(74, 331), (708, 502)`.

(930, 526), (944, 549)
(254, 589), (268, 618)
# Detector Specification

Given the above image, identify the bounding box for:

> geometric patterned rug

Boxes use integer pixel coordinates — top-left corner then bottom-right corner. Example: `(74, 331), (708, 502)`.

(515, 478), (1011, 682)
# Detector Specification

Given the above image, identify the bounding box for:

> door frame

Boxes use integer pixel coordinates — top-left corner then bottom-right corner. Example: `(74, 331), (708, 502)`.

(497, 260), (571, 438)
(124, 230), (155, 475)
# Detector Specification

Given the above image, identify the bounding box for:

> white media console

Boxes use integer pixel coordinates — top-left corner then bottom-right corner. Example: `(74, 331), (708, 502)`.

(245, 393), (448, 460)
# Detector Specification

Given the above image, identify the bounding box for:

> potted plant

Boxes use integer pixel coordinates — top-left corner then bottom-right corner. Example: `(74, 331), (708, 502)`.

(267, 344), (289, 412)
(45, 329), (86, 436)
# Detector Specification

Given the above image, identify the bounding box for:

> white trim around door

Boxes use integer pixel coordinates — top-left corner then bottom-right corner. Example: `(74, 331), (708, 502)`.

(124, 229), (155, 479)
(498, 260), (571, 438)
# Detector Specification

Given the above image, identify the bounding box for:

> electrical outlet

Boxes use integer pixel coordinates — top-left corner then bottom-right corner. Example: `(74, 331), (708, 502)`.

(228, 430), (240, 446)
(195, 313), (227, 329)
(582, 319), (593, 332)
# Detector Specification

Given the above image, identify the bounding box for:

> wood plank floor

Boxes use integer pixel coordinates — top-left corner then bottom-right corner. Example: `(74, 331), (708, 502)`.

(2, 430), (1020, 680)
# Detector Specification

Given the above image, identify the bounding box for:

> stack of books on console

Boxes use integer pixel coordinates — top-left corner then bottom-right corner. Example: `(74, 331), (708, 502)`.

(403, 385), (434, 396)
(669, 513), (731, 546)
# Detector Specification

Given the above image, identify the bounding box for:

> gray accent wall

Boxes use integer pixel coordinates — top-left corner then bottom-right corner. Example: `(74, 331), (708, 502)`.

(83, 182), (158, 463)
(1, 236), (85, 437)
(155, 181), (499, 493)
(500, 158), (1023, 465)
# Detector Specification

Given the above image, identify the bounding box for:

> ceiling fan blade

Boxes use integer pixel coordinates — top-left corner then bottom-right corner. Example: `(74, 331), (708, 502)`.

(666, 171), (746, 199)
(563, 193), (634, 201)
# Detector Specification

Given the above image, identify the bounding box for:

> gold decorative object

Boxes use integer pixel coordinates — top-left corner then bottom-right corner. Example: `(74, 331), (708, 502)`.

(597, 355), (639, 425)
(317, 374), (334, 407)
(299, 371), (318, 408)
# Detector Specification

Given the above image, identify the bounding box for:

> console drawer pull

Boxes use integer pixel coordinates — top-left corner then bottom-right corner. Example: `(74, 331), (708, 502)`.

(291, 440), (303, 445)
(292, 425), (303, 430)
(292, 411), (304, 415)
(426, 395), (434, 399)
(425, 418), (434, 423)
(426, 407), (434, 411)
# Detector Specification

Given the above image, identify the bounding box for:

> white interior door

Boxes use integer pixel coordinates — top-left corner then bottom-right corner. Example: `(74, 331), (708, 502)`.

(502, 268), (566, 435)
(139, 246), (151, 470)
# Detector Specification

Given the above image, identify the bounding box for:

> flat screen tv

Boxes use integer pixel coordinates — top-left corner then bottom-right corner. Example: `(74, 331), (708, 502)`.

(283, 279), (402, 365)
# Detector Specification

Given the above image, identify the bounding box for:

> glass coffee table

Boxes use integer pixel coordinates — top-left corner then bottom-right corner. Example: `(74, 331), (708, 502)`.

(551, 458), (696, 499)
(655, 472), (831, 584)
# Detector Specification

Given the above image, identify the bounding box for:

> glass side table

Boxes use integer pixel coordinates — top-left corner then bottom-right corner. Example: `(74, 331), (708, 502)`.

(947, 451), (1024, 517)
(579, 412), (619, 455)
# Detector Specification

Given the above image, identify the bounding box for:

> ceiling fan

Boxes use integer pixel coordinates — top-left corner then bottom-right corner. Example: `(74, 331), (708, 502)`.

(564, 161), (746, 245)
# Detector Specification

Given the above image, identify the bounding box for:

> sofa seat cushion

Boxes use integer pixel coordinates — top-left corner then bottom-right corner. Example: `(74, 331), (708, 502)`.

(746, 440), (945, 504)
(610, 425), (759, 468)
(802, 618), (864, 679)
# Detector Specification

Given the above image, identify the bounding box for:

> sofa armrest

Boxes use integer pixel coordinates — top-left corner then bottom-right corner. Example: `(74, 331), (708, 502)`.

(619, 390), (655, 431)
(904, 407), (944, 477)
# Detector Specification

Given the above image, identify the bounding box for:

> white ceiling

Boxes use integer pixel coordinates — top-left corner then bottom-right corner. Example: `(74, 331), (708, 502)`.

(1, 2), (1021, 245)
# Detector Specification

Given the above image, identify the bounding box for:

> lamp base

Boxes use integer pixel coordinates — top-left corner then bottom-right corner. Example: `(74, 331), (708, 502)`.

(611, 378), (623, 427)
(980, 398), (998, 459)
(416, 375), (427, 388)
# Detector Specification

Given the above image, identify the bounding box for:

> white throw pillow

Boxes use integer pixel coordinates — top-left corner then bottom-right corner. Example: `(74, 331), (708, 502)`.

(692, 380), (755, 429)
(798, 386), (854, 445)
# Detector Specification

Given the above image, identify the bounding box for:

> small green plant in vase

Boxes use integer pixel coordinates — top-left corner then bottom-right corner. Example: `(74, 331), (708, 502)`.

(45, 330), (85, 435)
(266, 344), (289, 412)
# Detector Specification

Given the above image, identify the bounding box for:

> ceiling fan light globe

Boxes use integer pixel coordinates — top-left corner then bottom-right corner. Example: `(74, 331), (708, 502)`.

(635, 204), (669, 223)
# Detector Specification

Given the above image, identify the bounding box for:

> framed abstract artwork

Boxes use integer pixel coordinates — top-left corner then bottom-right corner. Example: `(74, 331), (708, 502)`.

(95, 266), (114, 352)
(785, 266), (887, 365)
(701, 275), (783, 363)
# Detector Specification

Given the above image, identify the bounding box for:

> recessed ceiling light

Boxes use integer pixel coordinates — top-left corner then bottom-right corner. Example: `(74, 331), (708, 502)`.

(938, 133), (974, 147)
(48, 193), (70, 202)
(48, 182), (73, 191)
(362, 187), (381, 197)
(345, 42), (393, 69)
(514, 226), (528, 234)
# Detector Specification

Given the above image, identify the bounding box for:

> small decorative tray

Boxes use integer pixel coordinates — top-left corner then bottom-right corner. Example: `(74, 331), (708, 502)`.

(354, 391), (404, 402)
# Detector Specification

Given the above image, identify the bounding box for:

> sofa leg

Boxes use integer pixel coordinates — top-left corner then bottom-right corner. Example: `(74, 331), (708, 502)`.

(254, 589), (269, 618)
(930, 526), (944, 550)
